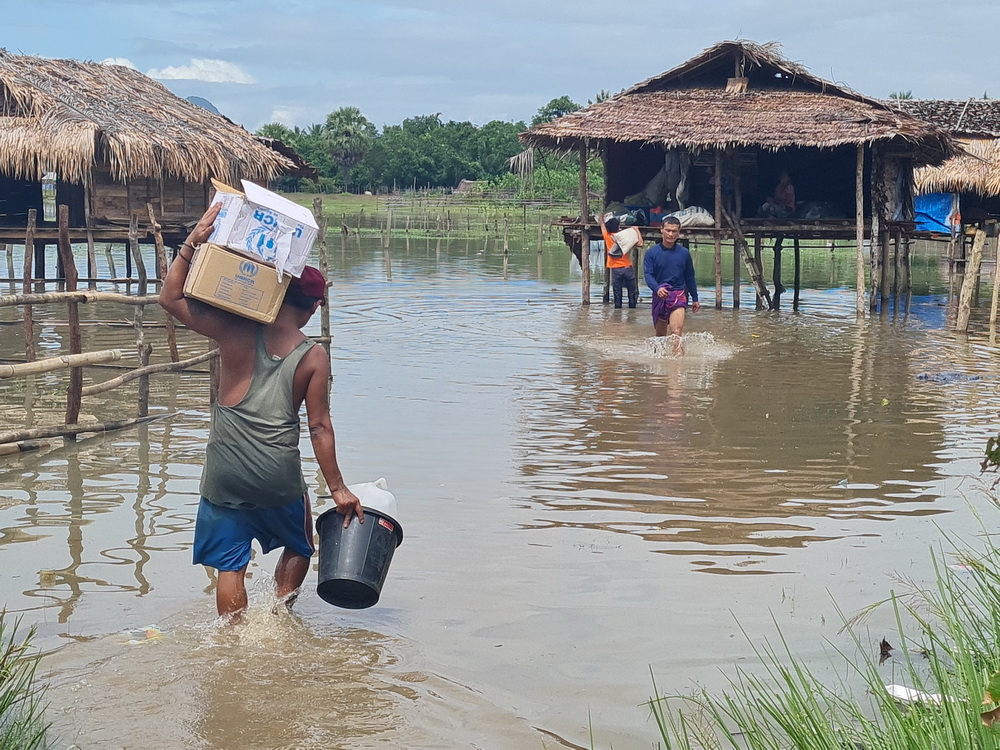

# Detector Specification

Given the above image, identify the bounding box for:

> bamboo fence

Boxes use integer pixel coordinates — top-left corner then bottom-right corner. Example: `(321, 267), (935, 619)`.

(0, 203), (218, 456)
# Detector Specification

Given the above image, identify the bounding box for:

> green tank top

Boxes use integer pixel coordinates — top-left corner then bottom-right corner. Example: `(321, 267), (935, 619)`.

(201, 327), (315, 509)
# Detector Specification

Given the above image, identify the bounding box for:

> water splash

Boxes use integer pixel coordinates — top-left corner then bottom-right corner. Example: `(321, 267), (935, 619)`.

(639, 331), (737, 360)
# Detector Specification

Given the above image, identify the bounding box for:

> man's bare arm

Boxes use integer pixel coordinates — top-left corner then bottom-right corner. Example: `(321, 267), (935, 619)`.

(159, 203), (248, 340)
(303, 349), (363, 527)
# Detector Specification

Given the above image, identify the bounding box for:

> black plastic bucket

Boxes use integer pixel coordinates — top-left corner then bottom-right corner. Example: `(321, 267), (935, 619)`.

(316, 507), (403, 609)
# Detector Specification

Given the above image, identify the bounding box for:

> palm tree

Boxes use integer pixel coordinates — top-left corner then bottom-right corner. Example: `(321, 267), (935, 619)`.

(324, 107), (376, 193)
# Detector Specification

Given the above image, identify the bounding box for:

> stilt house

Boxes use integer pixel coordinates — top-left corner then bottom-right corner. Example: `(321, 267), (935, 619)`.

(891, 99), (1000, 230)
(0, 50), (294, 243)
(520, 40), (958, 312)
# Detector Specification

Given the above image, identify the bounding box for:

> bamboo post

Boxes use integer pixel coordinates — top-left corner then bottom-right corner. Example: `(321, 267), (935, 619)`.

(713, 150), (723, 309)
(4, 245), (11, 281)
(793, 236), (801, 311)
(579, 144), (591, 306)
(956, 228), (986, 332)
(313, 197), (331, 354)
(879, 228), (891, 305)
(104, 243), (117, 279)
(891, 229), (900, 303)
(128, 214), (147, 291)
(869, 146), (881, 313)
(23, 209), (37, 363)
(772, 235), (784, 309)
(733, 237), (741, 308)
(84, 182), (97, 288)
(901, 233), (912, 297)
(990, 236), (1000, 342)
(855, 145), (867, 319)
(754, 233), (763, 310)
(57, 205), (83, 430)
(137, 342), (152, 417)
(147, 203), (178, 362)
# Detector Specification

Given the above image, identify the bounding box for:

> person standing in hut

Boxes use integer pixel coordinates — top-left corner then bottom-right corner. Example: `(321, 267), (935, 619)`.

(159, 203), (363, 621)
(599, 213), (644, 309)
(643, 216), (700, 351)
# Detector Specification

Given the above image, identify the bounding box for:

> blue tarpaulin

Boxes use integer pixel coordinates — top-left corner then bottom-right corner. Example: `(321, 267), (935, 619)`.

(914, 193), (957, 233)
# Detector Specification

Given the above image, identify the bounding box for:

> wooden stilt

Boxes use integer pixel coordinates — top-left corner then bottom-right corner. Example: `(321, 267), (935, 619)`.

(793, 236), (801, 310)
(128, 214), (146, 291)
(713, 150), (723, 309)
(901, 233), (912, 297)
(579, 145), (591, 306)
(733, 234), (741, 308)
(4, 245), (12, 281)
(772, 234), (784, 309)
(957, 229), (986, 332)
(869, 146), (881, 313)
(855, 145), (867, 319)
(989, 235), (1000, 342)
(23, 210), (36, 363)
(34, 240), (46, 280)
(147, 204), (178, 362)
(104, 243), (117, 279)
(57, 205), (83, 431)
(313, 197), (331, 355)
(754, 233), (763, 310)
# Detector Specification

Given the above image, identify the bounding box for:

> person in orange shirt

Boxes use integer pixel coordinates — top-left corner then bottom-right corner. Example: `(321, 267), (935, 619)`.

(599, 213), (644, 309)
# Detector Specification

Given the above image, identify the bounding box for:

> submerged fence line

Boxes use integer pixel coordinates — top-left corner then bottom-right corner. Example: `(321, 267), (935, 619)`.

(0, 203), (218, 456)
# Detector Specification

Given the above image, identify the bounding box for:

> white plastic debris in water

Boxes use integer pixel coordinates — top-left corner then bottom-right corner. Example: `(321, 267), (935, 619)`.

(884, 683), (949, 705)
(347, 478), (398, 522)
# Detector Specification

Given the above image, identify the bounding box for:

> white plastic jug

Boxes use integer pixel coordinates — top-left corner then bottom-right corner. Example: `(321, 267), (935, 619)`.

(347, 478), (398, 522)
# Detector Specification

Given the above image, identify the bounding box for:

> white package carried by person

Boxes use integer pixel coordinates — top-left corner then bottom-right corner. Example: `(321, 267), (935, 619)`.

(208, 178), (318, 278)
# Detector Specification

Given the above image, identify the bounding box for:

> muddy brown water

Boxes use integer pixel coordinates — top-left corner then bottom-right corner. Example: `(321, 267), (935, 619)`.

(1, 235), (999, 748)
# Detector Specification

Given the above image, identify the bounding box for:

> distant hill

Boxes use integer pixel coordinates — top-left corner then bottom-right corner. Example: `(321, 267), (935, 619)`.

(186, 96), (221, 115)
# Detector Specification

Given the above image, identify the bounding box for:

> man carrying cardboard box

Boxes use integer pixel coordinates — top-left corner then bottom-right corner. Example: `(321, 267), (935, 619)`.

(160, 203), (364, 620)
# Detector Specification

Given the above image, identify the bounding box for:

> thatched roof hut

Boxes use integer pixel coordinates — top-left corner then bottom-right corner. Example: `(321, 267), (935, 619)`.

(889, 100), (1000, 199)
(0, 50), (290, 184)
(521, 40), (959, 312)
(0, 49), (295, 232)
(520, 40), (956, 225)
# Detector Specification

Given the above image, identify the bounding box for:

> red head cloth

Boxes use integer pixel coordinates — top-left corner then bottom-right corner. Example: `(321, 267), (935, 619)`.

(288, 265), (326, 300)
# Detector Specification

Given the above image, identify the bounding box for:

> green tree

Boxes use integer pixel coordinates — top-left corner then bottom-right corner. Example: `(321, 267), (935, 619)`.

(324, 106), (376, 193)
(531, 96), (581, 126)
(888, 90), (913, 100)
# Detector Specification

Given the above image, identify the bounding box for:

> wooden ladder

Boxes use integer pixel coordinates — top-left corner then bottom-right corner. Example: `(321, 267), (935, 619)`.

(721, 207), (772, 309)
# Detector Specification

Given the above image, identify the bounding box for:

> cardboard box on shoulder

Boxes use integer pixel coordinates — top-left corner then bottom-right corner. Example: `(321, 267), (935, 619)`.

(208, 179), (317, 278)
(183, 242), (290, 324)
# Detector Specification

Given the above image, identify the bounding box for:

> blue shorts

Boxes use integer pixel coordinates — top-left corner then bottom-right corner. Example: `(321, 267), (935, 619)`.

(193, 495), (315, 571)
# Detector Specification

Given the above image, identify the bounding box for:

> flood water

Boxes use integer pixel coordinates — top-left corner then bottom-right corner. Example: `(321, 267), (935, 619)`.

(2, 232), (1000, 749)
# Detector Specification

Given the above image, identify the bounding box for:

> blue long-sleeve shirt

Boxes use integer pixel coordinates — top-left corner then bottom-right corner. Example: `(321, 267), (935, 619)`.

(643, 242), (698, 301)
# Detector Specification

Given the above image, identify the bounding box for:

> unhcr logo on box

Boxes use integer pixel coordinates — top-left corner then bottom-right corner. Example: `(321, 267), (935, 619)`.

(236, 260), (258, 284)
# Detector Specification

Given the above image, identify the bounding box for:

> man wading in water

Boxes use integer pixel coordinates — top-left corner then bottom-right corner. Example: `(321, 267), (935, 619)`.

(643, 215), (700, 354)
(160, 203), (363, 620)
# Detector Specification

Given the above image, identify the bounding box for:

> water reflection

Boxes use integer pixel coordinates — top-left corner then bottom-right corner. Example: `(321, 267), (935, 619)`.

(510, 300), (970, 573)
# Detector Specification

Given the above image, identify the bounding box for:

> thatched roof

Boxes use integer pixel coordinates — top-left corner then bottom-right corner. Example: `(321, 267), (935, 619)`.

(889, 99), (1000, 137)
(0, 50), (293, 184)
(914, 138), (1000, 196)
(521, 40), (957, 165)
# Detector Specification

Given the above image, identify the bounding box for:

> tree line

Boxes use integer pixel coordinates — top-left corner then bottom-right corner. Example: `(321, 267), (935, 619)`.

(255, 95), (603, 199)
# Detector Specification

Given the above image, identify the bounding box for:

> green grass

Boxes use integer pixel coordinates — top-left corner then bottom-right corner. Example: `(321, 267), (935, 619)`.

(0, 613), (52, 750)
(643, 492), (1000, 750)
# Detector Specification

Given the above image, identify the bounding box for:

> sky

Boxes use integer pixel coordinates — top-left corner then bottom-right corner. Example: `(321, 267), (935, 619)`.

(6, 0), (999, 133)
